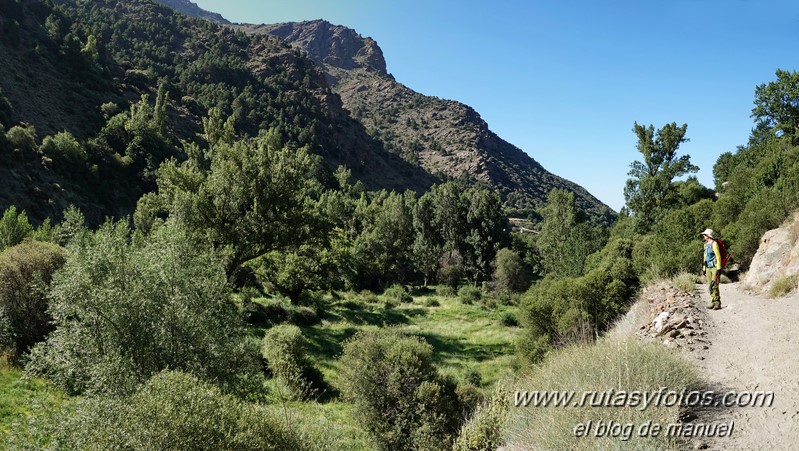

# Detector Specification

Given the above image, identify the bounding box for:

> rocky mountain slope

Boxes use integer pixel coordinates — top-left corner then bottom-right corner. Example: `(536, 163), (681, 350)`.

(0, 0), (435, 223)
(238, 20), (614, 221)
(154, 0), (614, 221)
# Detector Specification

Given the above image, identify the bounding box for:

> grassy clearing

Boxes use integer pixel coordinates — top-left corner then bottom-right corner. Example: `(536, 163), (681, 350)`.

(503, 339), (699, 450)
(293, 289), (521, 390)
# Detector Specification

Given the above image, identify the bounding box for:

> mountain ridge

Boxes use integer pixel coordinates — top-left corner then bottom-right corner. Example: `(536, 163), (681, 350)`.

(153, 0), (614, 220)
(239, 19), (614, 220)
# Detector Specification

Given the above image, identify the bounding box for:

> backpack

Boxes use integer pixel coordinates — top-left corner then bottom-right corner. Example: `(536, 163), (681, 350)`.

(714, 238), (732, 269)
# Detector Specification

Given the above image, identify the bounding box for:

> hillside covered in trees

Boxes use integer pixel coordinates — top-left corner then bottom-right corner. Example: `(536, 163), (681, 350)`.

(2, 0), (799, 449)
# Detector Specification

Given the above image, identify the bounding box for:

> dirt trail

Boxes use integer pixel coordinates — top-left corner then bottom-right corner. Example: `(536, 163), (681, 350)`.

(692, 282), (799, 450)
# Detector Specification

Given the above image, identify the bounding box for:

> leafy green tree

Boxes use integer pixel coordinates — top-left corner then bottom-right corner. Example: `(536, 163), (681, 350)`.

(462, 187), (508, 282)
(0, 206), (34, 251)
(412, 193), (443, 286)
(752, 69), (799, 144)
(673, 176), (714, 207)
(26, 221), (256, 396)
(537, 189), (603, 277)
(351, 191), (416, 287)
(154, 115), (322, 281)
(624, 122), (698, 231)
(492, 248), (529, 293)
(419, 181), (508, 285)
(249, 246), (325, 303)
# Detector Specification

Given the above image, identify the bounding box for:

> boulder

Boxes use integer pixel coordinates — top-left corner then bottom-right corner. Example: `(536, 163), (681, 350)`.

(743, 212), (799, 293)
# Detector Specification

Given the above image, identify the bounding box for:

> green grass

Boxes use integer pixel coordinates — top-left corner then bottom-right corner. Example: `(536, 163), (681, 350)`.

(266, 400), (375, 451)
(0, 365), (70, 442)
(292, 290), (521, 390)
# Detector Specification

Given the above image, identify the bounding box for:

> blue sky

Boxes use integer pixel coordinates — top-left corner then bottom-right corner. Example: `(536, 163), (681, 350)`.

(190, 0), (798, 211)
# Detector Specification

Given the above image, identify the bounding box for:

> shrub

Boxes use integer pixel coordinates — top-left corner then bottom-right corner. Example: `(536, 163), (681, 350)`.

(5, 123), (36, 152)
(383, 284), (413, 303)
(26, 221), (257, 396)
(337, 329), (462, 450)
(436, 285), (456, 297)
(8, 370), (308, 451)
(359, 290), (380, 304)
(500, 311), (519, 327)
(40, 131), (87, 166)
(424, 297), (441, 307)
(519, 238), (638, 363)
(261, 324), (326, 400)
(0, 240), (67, 360)
(243, 299), (318, 327)
(768, 274), (798, 298)
(458, 285), (482, 305)
(288, 305), (320, 326)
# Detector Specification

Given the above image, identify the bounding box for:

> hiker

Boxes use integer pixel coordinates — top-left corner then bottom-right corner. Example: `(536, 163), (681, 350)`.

(701, 228), (722, 310)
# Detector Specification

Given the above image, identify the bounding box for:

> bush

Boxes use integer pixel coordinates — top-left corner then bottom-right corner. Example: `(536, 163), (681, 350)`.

(424, 297), (441, 307)
(5, 123), (36, 152)
(0, 240), (67, 360)
(261, 324), (326, 400)
(243, 299), (319, 327)
(359, 290), (380, 304)
(337, 329), (462, 450)
(40, 131), (87, 166)
(9, 370), (308, 451)
(519, 239), (638, 364)
(383, 284), (413, 304)
(26, 221), (257, 396)
(458, 285), (482, 305)
(436, 285), (456, 297)
(672, 272), (698, 293)
(500, 311), (519, 327)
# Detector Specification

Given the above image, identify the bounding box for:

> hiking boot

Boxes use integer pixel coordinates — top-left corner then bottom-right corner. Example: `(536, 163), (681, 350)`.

(711, 304), (722, 310)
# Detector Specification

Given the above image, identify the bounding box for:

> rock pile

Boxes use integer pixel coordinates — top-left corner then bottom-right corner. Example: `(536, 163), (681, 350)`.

(636, 282), (710, 356)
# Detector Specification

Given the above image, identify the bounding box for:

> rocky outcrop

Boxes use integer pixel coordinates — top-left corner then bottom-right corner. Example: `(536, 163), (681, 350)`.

(248, 21), (388, 76)
(742, 212), (799, 294)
